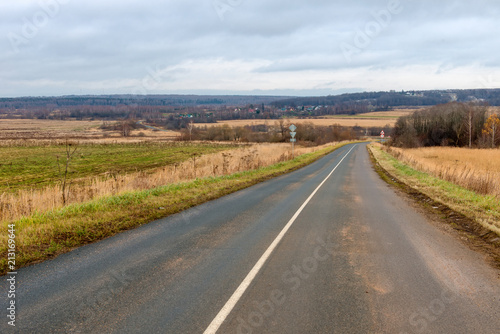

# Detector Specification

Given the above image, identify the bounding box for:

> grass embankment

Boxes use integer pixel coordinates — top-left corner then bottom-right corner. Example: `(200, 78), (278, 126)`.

(368, 144), (500, 237)
(0, 142), (352, 275)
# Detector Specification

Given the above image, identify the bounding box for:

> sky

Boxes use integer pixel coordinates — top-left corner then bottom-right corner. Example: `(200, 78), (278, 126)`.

(1, 0), (499, 97)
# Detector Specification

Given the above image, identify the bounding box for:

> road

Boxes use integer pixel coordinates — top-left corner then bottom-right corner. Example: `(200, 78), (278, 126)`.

(1, 143), (499, 333)
(136, 120), (171, 132)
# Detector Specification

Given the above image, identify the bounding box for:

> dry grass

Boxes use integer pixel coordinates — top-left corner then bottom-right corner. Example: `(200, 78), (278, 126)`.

(383, 146), (500, 198)
(354, 109), (418, 118)
(195, 110), (414, 129)
(0, 119), (103, 131)
(0, 119), (180, 141)
(321, 109), (417, 119)
(0, 119), (104, 140)
(0, 142), (332, 223)
(196, 118), (395, 128)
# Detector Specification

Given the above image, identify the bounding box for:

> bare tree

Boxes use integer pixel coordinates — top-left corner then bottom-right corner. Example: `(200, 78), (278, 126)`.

(187, 120), (194, 141)
(56, 141), (78, 205)
(467, 107), (473, 148)
(278, 119), (290, 141)
(120, 120), (135, 137)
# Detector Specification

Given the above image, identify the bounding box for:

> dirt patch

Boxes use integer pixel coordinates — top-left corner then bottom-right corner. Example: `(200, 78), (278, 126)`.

(367, 147), (500, 271)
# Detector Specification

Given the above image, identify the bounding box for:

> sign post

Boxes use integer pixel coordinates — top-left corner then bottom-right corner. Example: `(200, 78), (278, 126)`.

(380, 130), (385, 143)
(289, 124), (297, 158)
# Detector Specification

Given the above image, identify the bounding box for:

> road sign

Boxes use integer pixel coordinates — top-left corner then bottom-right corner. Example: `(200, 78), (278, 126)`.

(289, 124), (297, 157)
(380, 130), (385, 138)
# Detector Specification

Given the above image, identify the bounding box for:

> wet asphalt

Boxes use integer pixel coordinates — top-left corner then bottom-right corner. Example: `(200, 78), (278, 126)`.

(1, 143), (499, 333)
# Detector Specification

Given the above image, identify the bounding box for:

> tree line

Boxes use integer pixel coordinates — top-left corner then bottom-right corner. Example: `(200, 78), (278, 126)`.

(391, 103), (500, 148)
(178, 121), (365, 145)
(0, 95), (287, 110)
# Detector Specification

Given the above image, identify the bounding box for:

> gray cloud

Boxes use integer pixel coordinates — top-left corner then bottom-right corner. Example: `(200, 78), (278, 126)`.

(1, 0), (499, 97)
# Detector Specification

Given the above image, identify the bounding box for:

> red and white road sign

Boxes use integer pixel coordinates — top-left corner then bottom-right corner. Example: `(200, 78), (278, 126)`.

(380, 131), (385, 138)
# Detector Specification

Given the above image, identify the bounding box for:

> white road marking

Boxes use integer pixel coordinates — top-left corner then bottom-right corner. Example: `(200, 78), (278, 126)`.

(203, 144), (357, 334)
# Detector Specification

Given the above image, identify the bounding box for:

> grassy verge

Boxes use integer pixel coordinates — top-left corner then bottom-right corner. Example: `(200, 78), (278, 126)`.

(368, 144), (500, 237)
(1, 142), (352, 275)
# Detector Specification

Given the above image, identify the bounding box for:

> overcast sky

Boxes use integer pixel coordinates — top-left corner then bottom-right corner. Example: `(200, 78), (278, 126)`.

(1, 0), (499, 97)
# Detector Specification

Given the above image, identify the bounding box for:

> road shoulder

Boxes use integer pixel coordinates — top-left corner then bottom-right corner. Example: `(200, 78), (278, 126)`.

(367, 143), (500, 271)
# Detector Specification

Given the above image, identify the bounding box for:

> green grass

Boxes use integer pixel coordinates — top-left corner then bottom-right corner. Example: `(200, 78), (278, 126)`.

(369, 144), (500, 235)
(0, 142), (236, 192)
(0, 142), (353, 274)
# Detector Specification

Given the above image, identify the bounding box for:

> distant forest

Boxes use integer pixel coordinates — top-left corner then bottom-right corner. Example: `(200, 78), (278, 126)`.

(0, 94), (288, 109)
(271, 89), (500, 109)
(1, 89), (500, 121)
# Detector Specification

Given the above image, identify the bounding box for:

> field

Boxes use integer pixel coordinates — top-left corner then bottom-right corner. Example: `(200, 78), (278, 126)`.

(0, 119), (180, 140)
(321, 109), (417, 119)
(196, 109), (416, 128)
(0, 142), (235, 192)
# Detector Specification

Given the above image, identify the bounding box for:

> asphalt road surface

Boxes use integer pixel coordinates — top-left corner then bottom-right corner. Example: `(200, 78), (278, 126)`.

(1, 143), (499, 333)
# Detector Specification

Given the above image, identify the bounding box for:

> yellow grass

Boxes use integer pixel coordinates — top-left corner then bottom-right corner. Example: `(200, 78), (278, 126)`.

(0, 118), (103, 131)
(196, 118), (398, 129)
(195, 110), (415, 128)
(384, 146), (500, 198)
(0, 142), (336, 223)
(355, 109), (418, 118)
(0, 119), (181, 141)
